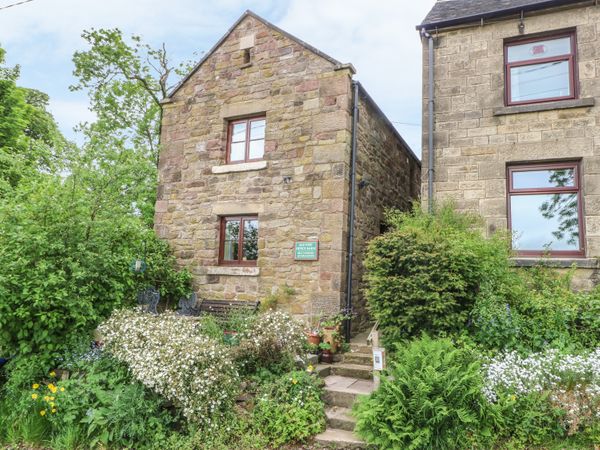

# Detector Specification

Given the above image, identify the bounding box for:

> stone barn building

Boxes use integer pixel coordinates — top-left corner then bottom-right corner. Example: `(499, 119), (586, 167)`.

(419, 0), (600, 288)
(155, 11), (420, 326)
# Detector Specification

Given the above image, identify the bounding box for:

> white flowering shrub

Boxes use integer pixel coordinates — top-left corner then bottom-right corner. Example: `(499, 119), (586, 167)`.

(232, 311), (307, 374)
(483, 348), (600, 434)
(98, 308), (239, 427)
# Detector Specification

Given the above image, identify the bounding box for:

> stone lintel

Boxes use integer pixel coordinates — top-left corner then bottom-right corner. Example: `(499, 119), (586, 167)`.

(212, 202), (264, 216)
(220, 100), (268, 119)
(204, 266), (260, 277)
(211, 161), (267, 174)
(494, 98), (595, 116)
(511, 257), (599, 269)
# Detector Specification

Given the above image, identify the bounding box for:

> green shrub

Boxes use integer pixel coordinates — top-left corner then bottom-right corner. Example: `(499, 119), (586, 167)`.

(47, 355), (176, 449)
(0, 176), (191, 359)
(471, 264), (600, 352)
(494, 392), (566, 447)
(253, 370), (325, 446)
(354, 336), (499, 450)
(364, 205), (512, 344)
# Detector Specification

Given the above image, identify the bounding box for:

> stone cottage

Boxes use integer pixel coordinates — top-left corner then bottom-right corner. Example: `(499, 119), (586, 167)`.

(418, 0), (600, 288)
(155, 11), (420, 326)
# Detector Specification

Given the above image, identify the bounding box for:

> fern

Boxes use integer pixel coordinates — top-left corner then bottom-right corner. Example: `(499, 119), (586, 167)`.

(354, 336), (500, 449)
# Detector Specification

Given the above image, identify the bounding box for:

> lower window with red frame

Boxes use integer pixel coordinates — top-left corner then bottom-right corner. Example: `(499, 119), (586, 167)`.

(507, 161), (584, 257)
(219, 216), (259, 265)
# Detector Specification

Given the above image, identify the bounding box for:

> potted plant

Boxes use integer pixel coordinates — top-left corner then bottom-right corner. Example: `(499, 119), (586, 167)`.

(306, 343), (319, 355)
(319, 342), (333, 364)
(306, 314), (322, 345)
(321, 313), (346, 354)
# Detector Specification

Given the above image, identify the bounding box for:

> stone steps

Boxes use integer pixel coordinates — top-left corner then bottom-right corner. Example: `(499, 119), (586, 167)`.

(314, 335), (374, 449)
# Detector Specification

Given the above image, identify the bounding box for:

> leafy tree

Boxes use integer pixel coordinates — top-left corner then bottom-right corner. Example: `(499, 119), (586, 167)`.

(0, 46), (67, 193)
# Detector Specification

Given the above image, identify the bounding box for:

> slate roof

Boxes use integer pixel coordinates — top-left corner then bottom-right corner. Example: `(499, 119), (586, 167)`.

(419, 0), (587, 30)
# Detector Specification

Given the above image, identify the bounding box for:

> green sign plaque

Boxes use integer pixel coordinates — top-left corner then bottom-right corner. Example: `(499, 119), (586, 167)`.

(294, 241), (319, 261)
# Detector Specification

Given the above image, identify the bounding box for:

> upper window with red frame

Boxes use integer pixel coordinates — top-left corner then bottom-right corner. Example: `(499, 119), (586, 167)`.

(227, 116), (266, 163)
(505, 32), (577, 106)
(508, 161), (584, 257)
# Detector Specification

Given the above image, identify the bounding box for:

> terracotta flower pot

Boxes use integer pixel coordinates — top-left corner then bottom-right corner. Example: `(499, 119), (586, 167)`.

(307, 333), (321, 346)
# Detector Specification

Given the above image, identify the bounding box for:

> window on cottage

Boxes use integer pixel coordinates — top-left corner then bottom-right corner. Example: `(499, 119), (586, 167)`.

(220, 216), (259, 265)
(227, 116), (266, 163)
(508, 162), (584, 257)
(505, 32), (577, 106)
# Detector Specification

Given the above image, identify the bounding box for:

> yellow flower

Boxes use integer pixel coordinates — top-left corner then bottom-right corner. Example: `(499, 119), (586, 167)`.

(59, 387), (65, 392)
(292, 379), (298, 385)
(49, 371), (56, 378)
(48, 384), (57, 394)
(32, 384), (40, 390)
(51, 409), (57, 414)
(49, 396), (55, 401)
(43, 396), (50, 402)
(31, 394), (38, 400)
(49, 402), (55, 408)
(40, 410), (46, 416)
(306, 365), (314, 373)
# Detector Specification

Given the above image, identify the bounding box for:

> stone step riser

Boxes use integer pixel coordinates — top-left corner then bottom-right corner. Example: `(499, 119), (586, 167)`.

(324, 389), (359, 408)
(314, 429), (366, 449)
(349, 344), (371, 354)
(326, 414), (356, 432)
(343, 353), (373, 365)
(331, 366), (373, 380)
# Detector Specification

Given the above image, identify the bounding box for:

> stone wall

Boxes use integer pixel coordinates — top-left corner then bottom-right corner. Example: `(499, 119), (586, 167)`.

(421, 3), (600, 288)
(156, 14), (354, 317)
(351, 89), (421, 330)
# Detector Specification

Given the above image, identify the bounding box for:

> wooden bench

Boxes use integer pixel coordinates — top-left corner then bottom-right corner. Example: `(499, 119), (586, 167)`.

(177, 294), (260, 320)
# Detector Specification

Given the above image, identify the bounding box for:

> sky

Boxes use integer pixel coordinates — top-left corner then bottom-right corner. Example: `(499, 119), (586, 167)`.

(0, 0), (436, 157)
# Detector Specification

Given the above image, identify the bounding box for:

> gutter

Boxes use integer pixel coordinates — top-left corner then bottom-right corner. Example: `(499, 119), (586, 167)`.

(344, 80), (360, 342)
(421, 28), (435, 213)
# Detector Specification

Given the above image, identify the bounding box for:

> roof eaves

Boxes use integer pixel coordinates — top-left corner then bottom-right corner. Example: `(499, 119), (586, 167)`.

(356, 82), (421, 166)
(417, 0), (585, 31)
(166, 10), (344, 100)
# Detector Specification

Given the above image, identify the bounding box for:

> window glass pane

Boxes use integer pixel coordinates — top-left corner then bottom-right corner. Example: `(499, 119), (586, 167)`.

(231, 122), (247, 143)
(507, 37), (571, 63)
(250, 119), (266, 140)
(248, 140), (264, 160)
(242, 219), (258, 261)
(513, 168), (575, 189)
(510, 60), (570, 102)
(229, 142), (246, 162)
(223, 220), (240, 261)
(511, 193), (580, 251)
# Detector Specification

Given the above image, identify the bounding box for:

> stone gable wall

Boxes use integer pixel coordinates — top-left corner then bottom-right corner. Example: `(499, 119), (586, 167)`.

(422, 4), (600, 288)
(155, 15), (354, 317)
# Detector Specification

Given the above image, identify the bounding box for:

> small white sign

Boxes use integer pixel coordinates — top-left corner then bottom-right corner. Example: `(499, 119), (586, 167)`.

(373, 347), (386, 371)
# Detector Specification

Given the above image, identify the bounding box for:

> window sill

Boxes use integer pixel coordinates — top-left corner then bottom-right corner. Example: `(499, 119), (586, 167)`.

(494, 98), (595, 116)
(206, 266), (260, 277)
(510, 257), (599, 269)
(211, 161), (267, 174)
